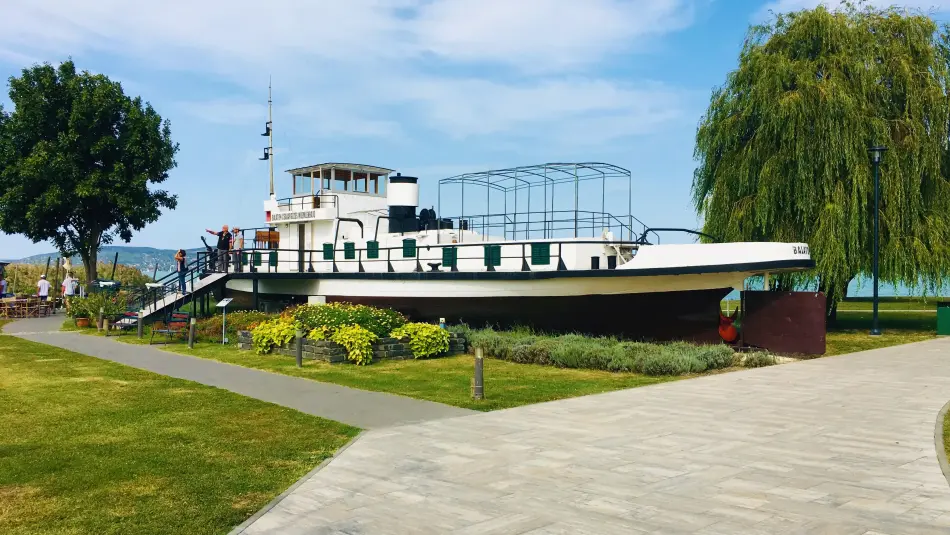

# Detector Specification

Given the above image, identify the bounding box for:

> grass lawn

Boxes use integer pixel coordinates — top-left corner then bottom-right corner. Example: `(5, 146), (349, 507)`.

(0, 333), (358, 535)
(69, 323), (676, 411)
(825, 310), (936, 356)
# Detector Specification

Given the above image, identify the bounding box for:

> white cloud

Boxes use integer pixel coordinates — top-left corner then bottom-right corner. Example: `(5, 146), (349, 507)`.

(387, 77), (688, 141)
(411, 0), (695, 71)
(0, 0), (700, 145)
(757, 0), (950, 20)
(0, 0), (695, 71)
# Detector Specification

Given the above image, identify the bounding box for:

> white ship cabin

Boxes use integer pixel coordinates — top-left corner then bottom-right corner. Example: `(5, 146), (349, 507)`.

(253, 162), (641, 275)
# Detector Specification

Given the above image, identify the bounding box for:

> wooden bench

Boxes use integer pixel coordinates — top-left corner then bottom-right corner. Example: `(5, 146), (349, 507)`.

(149, 311), (191, 345)
(254, 230), (280, 249)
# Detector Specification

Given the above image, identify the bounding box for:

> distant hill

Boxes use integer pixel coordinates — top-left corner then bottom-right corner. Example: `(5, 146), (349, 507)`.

(15, 246), (203, 275)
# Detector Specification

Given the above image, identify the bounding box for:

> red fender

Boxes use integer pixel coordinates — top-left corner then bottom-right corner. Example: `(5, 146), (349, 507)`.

(718, 307), (740, 343)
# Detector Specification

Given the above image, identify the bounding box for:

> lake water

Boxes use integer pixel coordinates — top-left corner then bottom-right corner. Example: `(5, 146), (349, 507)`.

(724, 277), (945, 300)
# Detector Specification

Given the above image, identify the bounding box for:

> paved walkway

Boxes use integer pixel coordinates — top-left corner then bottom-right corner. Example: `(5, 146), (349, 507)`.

(4, 316), (474, 429)
(238, 339), (950, 535)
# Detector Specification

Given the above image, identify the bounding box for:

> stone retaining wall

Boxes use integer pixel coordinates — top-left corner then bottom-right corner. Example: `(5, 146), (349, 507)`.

(237, 330), (467, 363)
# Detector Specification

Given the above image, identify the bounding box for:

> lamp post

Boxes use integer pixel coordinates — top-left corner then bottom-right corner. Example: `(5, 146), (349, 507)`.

(868, 145), (887, 336)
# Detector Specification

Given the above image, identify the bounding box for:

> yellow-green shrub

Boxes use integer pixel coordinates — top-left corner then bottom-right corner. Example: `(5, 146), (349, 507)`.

(292, 302), (405, 337)
(307, 325), (331, 341)
(391, 322), (449, 359)
(331, 324), (377, 365)
(252, 318), (297, 354)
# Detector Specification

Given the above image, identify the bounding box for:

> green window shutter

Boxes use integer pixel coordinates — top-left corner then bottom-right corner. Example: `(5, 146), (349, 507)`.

(268, 251), (278, 267)
(322, 243), (334, 261)
(442, 246), (457, 268)
(242, 252), (249, 265)
(402, 238), (416, 258)
(483, 244), (501, 267)
(253, 252), (262, 266)
(531, 243), (551, 265)
(344, 242), (355, 260)
(366, 240), (379, 259)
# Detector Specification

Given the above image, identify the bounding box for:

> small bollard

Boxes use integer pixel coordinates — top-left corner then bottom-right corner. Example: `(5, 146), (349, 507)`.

(295, 329), (304, 368)
(97, 307), (104, 332)
(103, 318), (110, 336)
(188, 317), (196, 349)
(137, 311), (144, 339)
(473, 347), (484, 400)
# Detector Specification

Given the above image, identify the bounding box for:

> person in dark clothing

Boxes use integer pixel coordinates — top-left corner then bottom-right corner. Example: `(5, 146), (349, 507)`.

(205, 225), (232, 272)
(174, 249), (188, 293)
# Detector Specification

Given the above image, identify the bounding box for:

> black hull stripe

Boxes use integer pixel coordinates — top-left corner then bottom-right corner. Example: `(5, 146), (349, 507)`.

(228, 259), (814, 281)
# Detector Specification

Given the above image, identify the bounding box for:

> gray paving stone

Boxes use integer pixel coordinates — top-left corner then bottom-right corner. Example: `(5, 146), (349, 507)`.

(235, 336), (950, 534)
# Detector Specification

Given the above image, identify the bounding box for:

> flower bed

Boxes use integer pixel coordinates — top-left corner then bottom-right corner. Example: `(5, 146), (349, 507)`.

(247, 303), (461, 365)
(237, 330), (467, 362)
(455, 326), (777, 377)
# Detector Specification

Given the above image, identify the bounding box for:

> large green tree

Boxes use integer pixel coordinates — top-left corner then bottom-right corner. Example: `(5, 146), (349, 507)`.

(0, 60), (178, 284)
(693, 3), (950, 319)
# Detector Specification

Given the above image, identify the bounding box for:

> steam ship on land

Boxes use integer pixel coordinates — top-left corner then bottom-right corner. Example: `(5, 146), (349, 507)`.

(136, 90), (814, 343)
(144, 160), (813, 343)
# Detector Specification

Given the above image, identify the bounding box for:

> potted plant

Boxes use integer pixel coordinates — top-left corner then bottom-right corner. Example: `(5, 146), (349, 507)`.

(68, 297), (90, 328)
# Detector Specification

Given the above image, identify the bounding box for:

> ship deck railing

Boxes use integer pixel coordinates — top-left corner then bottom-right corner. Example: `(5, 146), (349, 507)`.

(196, 238), (644, 276)
(435, 209), (646, 242)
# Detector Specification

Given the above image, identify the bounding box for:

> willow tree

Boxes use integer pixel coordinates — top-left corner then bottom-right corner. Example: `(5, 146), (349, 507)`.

(693, 3), (950, 318)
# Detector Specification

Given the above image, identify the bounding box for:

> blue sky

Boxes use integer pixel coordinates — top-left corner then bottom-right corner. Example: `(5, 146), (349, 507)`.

(1, 0), (949, 257)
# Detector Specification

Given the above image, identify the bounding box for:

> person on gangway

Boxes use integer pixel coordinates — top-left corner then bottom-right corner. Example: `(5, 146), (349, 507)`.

(205, 225), (232, 272)
(174, 249), (188, 294)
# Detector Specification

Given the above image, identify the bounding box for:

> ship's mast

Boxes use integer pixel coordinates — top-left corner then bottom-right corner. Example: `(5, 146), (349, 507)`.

(261, 78), (275, 199)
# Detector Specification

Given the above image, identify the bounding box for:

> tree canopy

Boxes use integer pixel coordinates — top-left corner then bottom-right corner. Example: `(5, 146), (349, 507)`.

(692, 3), (950, 313)
(0, 60), (178, 283)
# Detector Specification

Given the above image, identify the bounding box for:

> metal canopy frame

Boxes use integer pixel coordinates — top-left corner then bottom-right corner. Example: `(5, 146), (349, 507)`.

(437, 162), (638, 241)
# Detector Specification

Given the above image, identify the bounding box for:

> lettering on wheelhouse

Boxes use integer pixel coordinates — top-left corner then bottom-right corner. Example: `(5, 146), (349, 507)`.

(272, 210), (317, 222)
(793, 245), (810, 255)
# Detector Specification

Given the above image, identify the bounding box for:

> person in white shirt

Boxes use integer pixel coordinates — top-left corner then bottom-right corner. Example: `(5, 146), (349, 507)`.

(62, 273), (77, 297)
(0, 276), (7, 297)
(62, 273), (76, 312)
(37, 275), (51, 302)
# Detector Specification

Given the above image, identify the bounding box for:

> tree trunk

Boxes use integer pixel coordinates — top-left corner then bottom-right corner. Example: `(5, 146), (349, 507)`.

(80, 247), (98, 289)
(821, 278), (851, 327)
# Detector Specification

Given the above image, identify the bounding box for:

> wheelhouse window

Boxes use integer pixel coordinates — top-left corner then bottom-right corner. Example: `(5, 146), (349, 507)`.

(353, 172), (368, 193)
(293, 174), (312, 196)
(334, 169), (351, 191)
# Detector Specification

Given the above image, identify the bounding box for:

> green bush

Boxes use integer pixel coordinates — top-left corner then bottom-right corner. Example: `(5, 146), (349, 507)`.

(306, 325), (331, 341)
(391, 322), (450, 359)
(331, 324), (377, 365)
(251, 318), (297, 355)
(66, 296), (89, 318)
(742, 352), (776, 368)
(68, 292), (130, 319)
(197, 310), (271, 341)
(549, 335), (616, 369)
(693, 344), (738, 370)
(445, 323), (472, 349)
(468, 327), (738, 377)
(291, 302), (406, 338)
(508, 338), (556, 365)
(467, 327), (540, 361)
